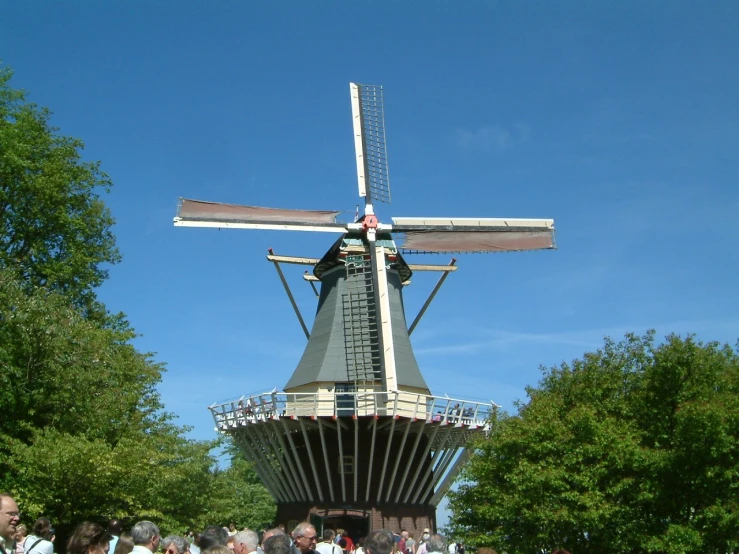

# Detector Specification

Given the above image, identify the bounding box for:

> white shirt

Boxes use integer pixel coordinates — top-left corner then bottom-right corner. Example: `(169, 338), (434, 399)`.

(315, 543), (341, 554)
(24, 536), (53, 554)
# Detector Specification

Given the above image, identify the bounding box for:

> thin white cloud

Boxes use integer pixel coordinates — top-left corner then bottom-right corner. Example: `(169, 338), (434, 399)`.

(415, 317), (739, 357)
(416, 327), (602, 356)
(455, 122), (530, 152)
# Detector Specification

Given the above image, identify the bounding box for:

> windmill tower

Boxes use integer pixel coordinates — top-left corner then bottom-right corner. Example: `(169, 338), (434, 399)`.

(174, 83), (555, 537)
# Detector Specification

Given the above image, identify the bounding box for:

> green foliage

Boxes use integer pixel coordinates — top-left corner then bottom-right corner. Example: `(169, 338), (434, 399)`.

(0, 269), (161, 447)
(0, 270), (203, 526)
(448, 332), (739, 554)
(0, 64), (120, 311)
(0, 64), (276, 535)
(0, 268), (276, 534)
(206, 452), (277, 531)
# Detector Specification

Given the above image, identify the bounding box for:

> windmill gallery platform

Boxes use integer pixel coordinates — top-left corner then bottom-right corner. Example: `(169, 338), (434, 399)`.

(211, 389), (494, 535)
(175, 83), (555, 538)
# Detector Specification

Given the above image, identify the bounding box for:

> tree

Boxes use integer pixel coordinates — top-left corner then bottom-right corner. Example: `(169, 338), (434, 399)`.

(0, 65), (275, 536)
(0, 64), (120, 311)
(0, 269), (161, 449)
(205, 444), (277, 531)
(1, 269), (276, 533)
(447, 332), (739, 554)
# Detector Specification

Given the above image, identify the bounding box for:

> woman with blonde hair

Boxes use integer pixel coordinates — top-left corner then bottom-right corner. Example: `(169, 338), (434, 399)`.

(13, 525), (28, 554)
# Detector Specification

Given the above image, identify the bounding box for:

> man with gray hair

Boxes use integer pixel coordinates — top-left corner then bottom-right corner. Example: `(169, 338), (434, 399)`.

(263, 534), (291, 554)
(162, 536), (190, 554)
(364, 530), (394, 554)
(424, 536), (446, 554)
(131, 521), (161, 554)
(233, 530), (258, 554)
(290, 523), (317, 554)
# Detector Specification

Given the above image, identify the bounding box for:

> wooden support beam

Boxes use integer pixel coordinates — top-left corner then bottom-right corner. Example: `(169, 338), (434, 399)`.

(267, 254), (320, 265)
(268, 254), (459, 273)
(407, 263), (459, 272)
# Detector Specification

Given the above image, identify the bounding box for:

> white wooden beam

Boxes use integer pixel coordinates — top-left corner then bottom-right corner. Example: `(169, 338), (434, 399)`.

(174, 219), (347, 233)
(385, 418), (413, 502)
(394, 423), (427, 503)
(298, 418), (324, 502)
(365, 417), (379, 503)
(376, 416), (397, 503)
(317, 418), (336, 503)
(430, 447), (473, 507)
(336, 419), (347, 503)
(374, 245), (398, 393)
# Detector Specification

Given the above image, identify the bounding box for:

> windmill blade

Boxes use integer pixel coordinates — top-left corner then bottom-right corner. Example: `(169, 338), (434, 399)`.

(174, 198), (347, 233)
(391, 216), (556, 253)
(350, 83), (391, 208)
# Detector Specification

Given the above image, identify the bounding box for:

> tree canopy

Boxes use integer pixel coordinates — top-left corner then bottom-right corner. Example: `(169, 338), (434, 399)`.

(0, 65), (119, 312)
(0, 64), (275, 537)
(448, 332), (739, 554)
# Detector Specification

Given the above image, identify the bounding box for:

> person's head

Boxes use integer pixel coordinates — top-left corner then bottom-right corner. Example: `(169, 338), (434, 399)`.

(14, 524), (28, 541)
(364, 530), (394, 554)
(232, 530), (258, 554)
(113, 534), (134, 554)
(32, 517), (53, 540)
(261, 529), (283, 543)
(400, 532), (408, 540)
(291, 523), (316, 554)
(0, 494), (20, 541)
(199, 526), (228, 550)
(107, 520), (123, 537)
(475, 549), (497, 554)
(322, 530), (335, 543)
(162, 536), (190, 554)
(420, 530), (430, 542)
(262, 535), (291, 554)
(203, 546), (231, 554)
(67, 522), (114, 554)
(424, 536), (446, 554)
(131, 521), (160, 553)
(226, 537), (235, 551)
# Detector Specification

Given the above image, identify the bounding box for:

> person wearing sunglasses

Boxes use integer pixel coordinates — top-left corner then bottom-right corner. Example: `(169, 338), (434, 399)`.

(290, 524), (317, 554)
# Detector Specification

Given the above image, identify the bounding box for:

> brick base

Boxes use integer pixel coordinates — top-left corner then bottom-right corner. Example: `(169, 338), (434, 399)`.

(276, 503), (436, 541)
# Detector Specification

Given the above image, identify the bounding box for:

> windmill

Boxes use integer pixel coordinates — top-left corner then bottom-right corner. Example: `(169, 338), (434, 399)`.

(174, 83), (555, 537)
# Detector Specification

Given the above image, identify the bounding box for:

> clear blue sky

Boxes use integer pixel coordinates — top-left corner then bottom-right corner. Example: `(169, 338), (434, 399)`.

(2, 1), (738, 525)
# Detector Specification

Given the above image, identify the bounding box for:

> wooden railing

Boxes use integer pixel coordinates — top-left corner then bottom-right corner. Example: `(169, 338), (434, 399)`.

(209, 390), (496, 431)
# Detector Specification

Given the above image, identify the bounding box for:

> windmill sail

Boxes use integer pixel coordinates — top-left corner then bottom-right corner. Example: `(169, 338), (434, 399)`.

(392, 216), (556, 253)
(175, 198), (346, 232)
(351, 83), (391, 207)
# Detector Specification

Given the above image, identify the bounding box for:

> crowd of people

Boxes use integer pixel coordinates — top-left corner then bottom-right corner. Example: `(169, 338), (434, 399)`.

(1, 494), (570, 554)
